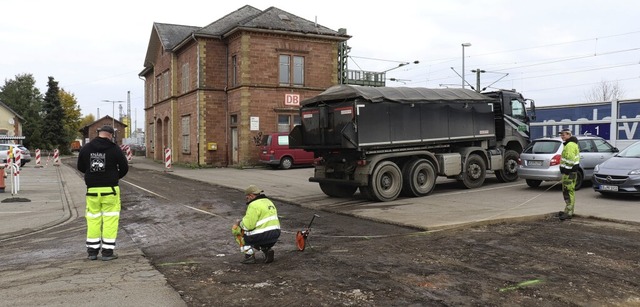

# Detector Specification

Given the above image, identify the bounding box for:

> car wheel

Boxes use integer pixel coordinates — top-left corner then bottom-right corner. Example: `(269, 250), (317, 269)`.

(574, 171), (584, 191)
(526, 179), (542, 188)
(279, 157), (293, 169)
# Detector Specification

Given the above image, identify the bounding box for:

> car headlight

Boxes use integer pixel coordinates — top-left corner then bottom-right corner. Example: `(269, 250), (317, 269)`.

(630, 169), (640, 175)
(594, 164), (600, 172)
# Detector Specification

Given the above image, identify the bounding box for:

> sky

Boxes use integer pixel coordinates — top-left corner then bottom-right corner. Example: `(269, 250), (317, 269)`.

(2, 0), (640, 132)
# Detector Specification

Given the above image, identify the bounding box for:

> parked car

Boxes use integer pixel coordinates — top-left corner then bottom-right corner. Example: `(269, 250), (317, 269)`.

(592, 140), (640, 196)
(518, 135), (618, 189)
(259, 132), (314, 169)
(0, 144), (32, 167)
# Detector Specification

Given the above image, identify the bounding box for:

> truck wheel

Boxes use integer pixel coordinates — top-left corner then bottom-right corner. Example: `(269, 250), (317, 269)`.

(495, 150), (519, 182)
(279, 157), (293, 169)
(370, 161), (402, 202)
(319, 183), (357, 198)
(402, 159), (436, 197)
(525, 179), (542, 188)
(462, 154), (486, 189)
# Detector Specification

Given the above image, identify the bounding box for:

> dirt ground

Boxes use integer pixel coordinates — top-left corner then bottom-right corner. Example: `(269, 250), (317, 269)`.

(116, 167), (640, 307)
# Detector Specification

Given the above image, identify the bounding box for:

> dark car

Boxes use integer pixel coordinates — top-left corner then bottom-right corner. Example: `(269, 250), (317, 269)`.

(592, 140), (640, 196)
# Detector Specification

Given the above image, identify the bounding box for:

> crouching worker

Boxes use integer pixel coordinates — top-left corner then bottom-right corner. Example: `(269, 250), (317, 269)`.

(232, 185), (281, 264)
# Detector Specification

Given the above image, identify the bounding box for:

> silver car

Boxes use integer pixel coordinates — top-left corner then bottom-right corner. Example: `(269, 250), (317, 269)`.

(592, 140), (640, 196)
(518, 135), (618, 189)
(0, 144), (32, 167)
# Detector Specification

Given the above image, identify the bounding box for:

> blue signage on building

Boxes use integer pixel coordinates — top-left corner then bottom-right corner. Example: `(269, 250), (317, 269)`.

(530, 100), (640, 141)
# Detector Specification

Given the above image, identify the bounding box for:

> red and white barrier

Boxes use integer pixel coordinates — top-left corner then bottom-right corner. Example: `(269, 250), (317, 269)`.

(53, 149), (60, 166)
(164, 148), (172, 172)
(126, 145), (132, 162)
(35, 149), (43, 168)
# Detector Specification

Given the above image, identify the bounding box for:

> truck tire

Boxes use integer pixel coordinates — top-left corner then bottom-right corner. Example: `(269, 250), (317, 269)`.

(495, 150), (519, 182)
(370, 161), (403, 202)
(319, 183), (357, 198)
(462, 154), (486, 189)
(279, 157), (293, 169)
(402, 158), (436, 197)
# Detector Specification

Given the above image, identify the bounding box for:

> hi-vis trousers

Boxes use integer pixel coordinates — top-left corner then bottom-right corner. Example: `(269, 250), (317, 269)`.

(85, 186), (121, 254)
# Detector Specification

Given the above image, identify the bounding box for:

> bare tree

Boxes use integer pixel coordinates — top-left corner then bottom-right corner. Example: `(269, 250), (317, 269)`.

(584, 80), (626, 103)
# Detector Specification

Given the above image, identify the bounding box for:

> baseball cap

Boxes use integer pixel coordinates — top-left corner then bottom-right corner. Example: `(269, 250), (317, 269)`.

(99, 125), (115, 134)
(245, 185), (263, 195)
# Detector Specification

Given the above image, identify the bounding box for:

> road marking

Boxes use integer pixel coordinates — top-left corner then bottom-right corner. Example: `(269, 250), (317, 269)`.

(183, 205), (223, 218)
(433, 182), (525, 197)
(121, 179), (224, 218)
(121, 179), (169, 200)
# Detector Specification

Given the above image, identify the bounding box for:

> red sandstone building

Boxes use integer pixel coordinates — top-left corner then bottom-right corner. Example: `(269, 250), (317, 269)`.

(139, 5), (350, 166)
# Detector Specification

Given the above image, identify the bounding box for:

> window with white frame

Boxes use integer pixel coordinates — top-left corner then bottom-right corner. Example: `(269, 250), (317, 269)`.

(232, 55), (238, 86)
(279, 55), (304, 86)
(181, 116), (190, 153)
(155, 76), (161, 102)
(162, 71), (170, 99)
(277, 114), (301, 133)
(181, 63), (190, 93)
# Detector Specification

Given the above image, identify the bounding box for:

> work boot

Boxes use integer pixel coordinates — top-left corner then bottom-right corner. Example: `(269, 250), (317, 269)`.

(264, 249), (275, 264)
(87, 254), (98, 261)
(559, 212), (573, 221)
(101, 253), (119, 261)
(241, 254), (256, 264)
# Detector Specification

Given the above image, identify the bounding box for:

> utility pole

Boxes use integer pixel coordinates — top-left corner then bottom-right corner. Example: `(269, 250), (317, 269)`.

(472, 69), (486, 92)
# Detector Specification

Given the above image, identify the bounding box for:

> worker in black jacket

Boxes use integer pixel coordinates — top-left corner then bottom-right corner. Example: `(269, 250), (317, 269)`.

(77, 125), (129, 261)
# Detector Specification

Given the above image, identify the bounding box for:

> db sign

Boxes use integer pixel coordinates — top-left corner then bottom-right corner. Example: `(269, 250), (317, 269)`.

(284, 93), (300, 106)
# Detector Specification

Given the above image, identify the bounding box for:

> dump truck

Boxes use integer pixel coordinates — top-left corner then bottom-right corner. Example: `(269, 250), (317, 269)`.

(289, 85), (536, 202)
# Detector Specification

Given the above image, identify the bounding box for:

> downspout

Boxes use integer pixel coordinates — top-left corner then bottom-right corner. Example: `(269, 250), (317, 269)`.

(138, 75), (150, 158)
(191, 32), (201, 166)
(224, 41), (229, 167)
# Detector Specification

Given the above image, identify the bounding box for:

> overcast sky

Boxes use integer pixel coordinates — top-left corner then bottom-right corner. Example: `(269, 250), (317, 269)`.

(2, 0), (639, 132)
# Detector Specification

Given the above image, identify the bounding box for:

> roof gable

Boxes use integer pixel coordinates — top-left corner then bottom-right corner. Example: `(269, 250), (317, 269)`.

(238, 6), (341, 37)
(142, 5), (349, 72)
(198, 5), (263, 36)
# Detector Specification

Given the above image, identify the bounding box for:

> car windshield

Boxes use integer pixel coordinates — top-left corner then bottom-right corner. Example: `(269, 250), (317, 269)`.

(617, 142), (640, 158)
(524, 140), (561, 154)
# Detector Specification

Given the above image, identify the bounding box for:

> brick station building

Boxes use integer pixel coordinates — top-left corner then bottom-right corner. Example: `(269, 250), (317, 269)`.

(139, 5), (350, 166)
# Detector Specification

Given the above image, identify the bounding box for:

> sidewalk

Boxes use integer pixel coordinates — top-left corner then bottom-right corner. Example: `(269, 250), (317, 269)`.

(0, 161), (186, 307)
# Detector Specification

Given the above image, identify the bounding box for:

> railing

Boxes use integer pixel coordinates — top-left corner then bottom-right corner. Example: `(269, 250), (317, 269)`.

(344, 70), (386, 87)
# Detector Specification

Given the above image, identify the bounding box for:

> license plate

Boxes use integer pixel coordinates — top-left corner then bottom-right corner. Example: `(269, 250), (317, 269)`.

(600, 185), (618, 191)
(527, 160), (543, 166)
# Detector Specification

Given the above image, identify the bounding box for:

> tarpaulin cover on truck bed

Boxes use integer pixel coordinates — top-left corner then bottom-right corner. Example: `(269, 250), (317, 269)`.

(301, 84), (495, 106)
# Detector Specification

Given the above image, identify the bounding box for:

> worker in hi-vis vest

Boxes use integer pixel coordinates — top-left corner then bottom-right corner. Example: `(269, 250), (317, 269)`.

(77, 125), (128, 261)
(558, 128), (580, 221)
(232, 185), (281, 264)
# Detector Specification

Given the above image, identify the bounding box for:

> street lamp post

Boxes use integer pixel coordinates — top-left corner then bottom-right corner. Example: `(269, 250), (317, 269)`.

(102, 99), (125, 132)
(461, 43), (472, 89)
